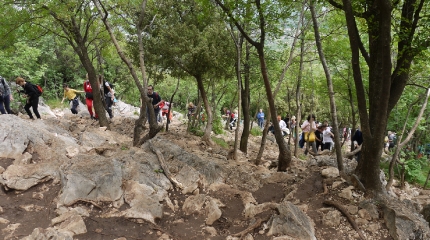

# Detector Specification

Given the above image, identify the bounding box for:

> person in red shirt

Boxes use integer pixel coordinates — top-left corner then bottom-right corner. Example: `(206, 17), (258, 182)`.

(83, 74), (98, 120)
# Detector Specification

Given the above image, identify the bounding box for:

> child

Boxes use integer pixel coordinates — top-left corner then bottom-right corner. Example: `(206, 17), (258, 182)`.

(61, 84), (84, 114)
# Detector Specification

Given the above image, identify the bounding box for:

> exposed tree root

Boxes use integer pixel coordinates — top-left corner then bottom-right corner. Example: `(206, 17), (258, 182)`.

(148, 140), (184, 190)
(232, 215), (271, 239)
(323, 200), (366, 240)
(64, 198), (103, 209)
(344, 145), (362, 158)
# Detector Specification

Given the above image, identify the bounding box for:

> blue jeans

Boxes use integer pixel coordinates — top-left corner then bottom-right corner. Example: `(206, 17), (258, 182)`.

(258, 119), (264, 129)
(70, 97), (79, 114)
(0, 94), (11, 114)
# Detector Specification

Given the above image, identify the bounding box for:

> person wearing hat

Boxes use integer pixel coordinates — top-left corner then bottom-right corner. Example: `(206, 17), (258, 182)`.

(388, 131), (396, 151)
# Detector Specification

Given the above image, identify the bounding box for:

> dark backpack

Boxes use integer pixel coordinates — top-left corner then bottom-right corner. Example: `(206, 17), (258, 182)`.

(33, 84), (43, 96)
(27, 81), (43, 96)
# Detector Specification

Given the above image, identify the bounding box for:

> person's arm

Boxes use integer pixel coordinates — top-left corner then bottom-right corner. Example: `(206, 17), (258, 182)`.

(61, 90), (67, 103)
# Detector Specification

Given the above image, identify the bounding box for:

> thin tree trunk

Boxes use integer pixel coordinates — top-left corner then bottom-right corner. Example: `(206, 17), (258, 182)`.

(94, 0), (162, 145)
(240, 42), (251, 153)
(232, 31), (243, 160)
(166, 78), (180, 132)
(195, 74), (213, 144)
(386, 87), (430, 191)
(310, 1), (343, 171)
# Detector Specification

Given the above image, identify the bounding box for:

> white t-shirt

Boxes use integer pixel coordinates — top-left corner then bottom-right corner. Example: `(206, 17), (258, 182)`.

(323, 127), (333, 143)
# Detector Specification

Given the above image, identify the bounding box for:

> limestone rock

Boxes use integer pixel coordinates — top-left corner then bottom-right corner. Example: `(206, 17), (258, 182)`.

(21, 227), (73, 240)
(382, 198), (430, 240)
(182, 194), (206, 215)
(322, 210), (341, 227)
(203, 226), (217, 236)
(321, 167), (339, 178)
(267, 201), (316, 240)
(205, 197), (222, 225)
(339, 186), (354, 200)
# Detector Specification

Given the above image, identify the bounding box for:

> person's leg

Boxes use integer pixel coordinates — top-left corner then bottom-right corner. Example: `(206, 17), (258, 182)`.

(71, 98), (79, 114)
(0, 96), (5, 114)
(4, 95), (11, 114)
(30, 97), (41, 119)
(86, 98), (94, 117)
(105, 96), (113, 118)
(24, 101), (34, 118)
(311, 141), (317, 154)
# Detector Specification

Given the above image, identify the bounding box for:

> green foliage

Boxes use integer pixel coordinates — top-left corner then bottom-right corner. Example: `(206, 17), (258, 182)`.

(189, 127), (204, 137)
(400, 151), (428, 185)
(212, 114), (224, 135)
(250, 127), (263, 136)
(211, 137), (229, 149)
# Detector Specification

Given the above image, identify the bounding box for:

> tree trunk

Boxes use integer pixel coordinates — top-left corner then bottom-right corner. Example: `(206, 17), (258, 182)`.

(294, 32), (305, 158)
(233, 33), (243, 160)
(310, 2), (343, 171)
(256, 47), (291, 171)
(166, 78), (180, 132)
(195, 74), (213, 144)
(240, 42), (251, 153)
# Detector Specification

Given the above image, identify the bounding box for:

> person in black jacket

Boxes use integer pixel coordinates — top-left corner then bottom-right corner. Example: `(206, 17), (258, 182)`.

(16, 77), (41, 119)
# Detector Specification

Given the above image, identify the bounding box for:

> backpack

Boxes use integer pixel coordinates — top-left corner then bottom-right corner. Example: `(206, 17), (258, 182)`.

(33, 84), (43, 96)
(27, 81), (42, 96)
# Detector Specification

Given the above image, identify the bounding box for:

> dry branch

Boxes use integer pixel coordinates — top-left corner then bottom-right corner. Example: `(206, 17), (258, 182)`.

(148, 140), (183, 189)
(323, 200), (366, 240)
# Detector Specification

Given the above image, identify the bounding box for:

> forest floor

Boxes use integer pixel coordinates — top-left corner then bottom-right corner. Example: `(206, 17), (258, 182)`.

(0, 112), (410, 240)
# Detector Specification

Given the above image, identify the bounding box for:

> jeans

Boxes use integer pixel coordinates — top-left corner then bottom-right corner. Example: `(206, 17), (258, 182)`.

(0, 94), (11, 114)
(258, 119), (264, 129)
(24, 97), (40, 119)
(70, 97), (79, 114)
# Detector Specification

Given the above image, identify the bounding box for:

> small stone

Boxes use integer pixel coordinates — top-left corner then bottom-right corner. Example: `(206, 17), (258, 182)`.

(355, 218), (368, 225)
(332, 181), (343, 189)
(346, 205), (358, 215)
(114, 238), (127, 240)
(156, 231), (162, 236)
(32, 192), (44, 200)
(204, 226), (217, 236)
(259, 230), (265, 234)
(0, 206), (3, 213)
(172, 218), (184, 224)
(0, 166), (5, 174)
(0, 217), (10, 224)
(358, 209), (371, 220)
(95, 228), (102, 233)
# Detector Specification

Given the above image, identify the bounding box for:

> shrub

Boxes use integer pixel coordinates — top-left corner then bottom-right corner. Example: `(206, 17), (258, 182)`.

(212, 137), (229, 149)
(250, 127), (263, 136)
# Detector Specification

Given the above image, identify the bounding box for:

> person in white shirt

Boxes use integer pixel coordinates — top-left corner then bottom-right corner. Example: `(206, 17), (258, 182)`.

(323, 125), (334, 150)
(277, 115), (289, 136)
(301, 114), (317, 154)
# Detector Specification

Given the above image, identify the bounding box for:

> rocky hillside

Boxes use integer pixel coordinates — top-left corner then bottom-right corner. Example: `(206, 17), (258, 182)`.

(1, 104), (430, 240)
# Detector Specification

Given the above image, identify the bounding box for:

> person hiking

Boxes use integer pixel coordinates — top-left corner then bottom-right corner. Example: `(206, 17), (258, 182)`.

(83, 74), (98, 120)
(100, 75), (115, 119)
(256, 109), (265, 129)
(301, 114), (317, 155)
(61, 84), (84, 114)
(187, 102), (196, 119)
(0, 76), (13, 114)
(147, 85), (163, 124)
(16, 77), (41, 119)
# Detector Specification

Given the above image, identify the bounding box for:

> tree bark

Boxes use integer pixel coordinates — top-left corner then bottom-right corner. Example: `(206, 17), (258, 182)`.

(240, 42), (251, 154)
(195, 74), (213, 144)
(310, 1), (343, 171)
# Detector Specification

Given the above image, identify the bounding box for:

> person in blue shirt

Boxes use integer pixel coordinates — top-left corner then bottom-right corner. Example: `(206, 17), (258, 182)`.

(256, 109), (265, 129)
